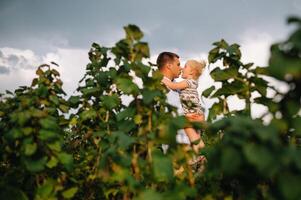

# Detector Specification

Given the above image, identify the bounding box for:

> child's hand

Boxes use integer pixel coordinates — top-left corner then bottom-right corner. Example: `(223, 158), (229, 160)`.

(161, 78), (169, 85)
(161, 78), (171, 88)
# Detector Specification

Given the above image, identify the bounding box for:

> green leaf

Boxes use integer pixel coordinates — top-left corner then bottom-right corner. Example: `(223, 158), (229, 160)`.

(80, 87), (100, 96)
(124, 24), (144, 41)
(22, 127), (33, 136)
(112, 39), (131, 59)
(292, 116), (301, 136)
(47, 141), (62, 152)
(8, 128), (23, 139)
(210, 67), (238, 81)
(31, 109), (47, 118)
(221, 147), (242, 175)
(95, 72), (110, 86)
(59, 104), (69, 113)
(269, 43), (301, 80)
(135, 63), (151, 77)
(135, 189), (163, 200)
(254, 96), (278, 113)
(85, 78), (95, 87)
(68, 95), (81, 108)
(243, 143), (275, 175)
(142, 89), (161, 104)
(11, 111), (30, 126)
(39, 117), (59, 130)
(202, 86), (215, 98)
(62, 187), (78, 199)
(116, 107), (136, 121)
(5, 90), (13, 95)
(100, 94), (121, 109)
(112, 131), (135, 149)
(278, 173), (301, 200)
(133, 42), (150, 60)
(152, 151), (173, 182)
(36, 85), (49, 98)
(46, 156), (59, 168)
(171, 116), (187, 129)
(213, 39), (229, 49)
(36, 179), (55, 199)
(227, 43), (241, 59)
(24, 156), (47, 172)
(38, 129), (57, 141)
(249, 76), (268, 96)
(208, 47), (219, 63)
(208, 101), (224, 121)
(287, 16), (301, 24)
(24, 143), (37, 156)
(286, 101), (300, 116)
(107, 68), (117, 79)
(252, 66), (269, 75)
(57, 152), (73, 171)
(211, 80), (248, 97)
(0, 187), (29, 200)
(244, 62), (254, 69)
(117, 120), (136, 133)
(80, 109), (97, 121)
(116, 77), (140, 95)
(49, 95), (59, 105)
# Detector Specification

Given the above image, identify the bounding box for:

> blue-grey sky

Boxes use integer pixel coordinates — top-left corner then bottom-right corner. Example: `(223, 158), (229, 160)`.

(1, 0), (300, 55)
(0, 0), (300, 117)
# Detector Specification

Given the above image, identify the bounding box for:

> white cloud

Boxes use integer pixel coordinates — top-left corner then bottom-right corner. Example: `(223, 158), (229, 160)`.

(0, 48), (39, 92)
(0, 47), (41, 70)
(0, 47), (89, 96)
(239, 30), (273, 66)
(42, 48), (89, 96)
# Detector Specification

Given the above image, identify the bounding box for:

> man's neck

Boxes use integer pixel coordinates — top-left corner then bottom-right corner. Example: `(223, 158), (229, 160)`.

(160, 68), (174, 81)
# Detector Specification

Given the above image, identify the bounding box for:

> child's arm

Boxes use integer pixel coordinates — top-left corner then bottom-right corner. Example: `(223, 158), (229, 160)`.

(162, 79), (189, 90)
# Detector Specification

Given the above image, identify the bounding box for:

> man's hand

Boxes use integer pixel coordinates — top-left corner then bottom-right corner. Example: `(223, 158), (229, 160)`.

(185, 113), (205, 123)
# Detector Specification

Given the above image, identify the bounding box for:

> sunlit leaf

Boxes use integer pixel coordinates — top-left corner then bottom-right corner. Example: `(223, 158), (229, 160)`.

(62, 187), (78, 199)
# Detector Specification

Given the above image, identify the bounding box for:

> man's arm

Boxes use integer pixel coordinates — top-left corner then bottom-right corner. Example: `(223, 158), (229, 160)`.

(185, 113), (205, 123)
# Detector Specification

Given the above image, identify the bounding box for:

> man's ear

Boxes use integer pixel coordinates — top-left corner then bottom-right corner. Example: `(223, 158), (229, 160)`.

(166, 63), (171, 70)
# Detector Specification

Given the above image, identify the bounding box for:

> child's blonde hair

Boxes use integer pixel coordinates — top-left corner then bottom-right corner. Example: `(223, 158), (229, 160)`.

(186, 59), (206, 79)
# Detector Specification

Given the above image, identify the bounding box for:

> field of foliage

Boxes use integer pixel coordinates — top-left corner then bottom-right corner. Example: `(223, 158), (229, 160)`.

(0, 16), (300, 199)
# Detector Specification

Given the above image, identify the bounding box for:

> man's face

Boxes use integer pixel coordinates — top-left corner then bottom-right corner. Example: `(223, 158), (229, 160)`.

(169, 57), (181, 79)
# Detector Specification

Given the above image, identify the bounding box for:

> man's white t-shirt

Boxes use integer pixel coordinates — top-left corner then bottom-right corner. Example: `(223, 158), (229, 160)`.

(164, 77), (190, 144)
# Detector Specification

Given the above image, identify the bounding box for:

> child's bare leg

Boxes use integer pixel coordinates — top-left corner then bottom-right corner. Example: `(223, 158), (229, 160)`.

(184, 127), (205, 154)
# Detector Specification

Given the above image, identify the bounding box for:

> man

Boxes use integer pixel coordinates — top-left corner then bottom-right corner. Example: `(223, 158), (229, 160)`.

(156, 52), (205, 152)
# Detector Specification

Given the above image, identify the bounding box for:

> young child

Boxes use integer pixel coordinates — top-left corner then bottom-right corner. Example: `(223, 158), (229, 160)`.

(162, 59), (206, 159)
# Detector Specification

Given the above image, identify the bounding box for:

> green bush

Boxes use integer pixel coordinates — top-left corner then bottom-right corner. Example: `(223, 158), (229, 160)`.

(0, 17), (300, 199)
(199, 16), (301, 200)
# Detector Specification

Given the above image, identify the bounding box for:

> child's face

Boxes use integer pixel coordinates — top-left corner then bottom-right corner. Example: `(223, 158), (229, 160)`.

(181, 64), (193, 79)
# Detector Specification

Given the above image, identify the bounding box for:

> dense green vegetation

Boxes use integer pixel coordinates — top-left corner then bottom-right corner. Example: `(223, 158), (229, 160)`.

(0, 17), (300, 199)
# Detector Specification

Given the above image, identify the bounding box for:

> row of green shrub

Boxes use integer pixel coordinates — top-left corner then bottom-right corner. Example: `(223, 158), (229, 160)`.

(0, 17), (300, 199)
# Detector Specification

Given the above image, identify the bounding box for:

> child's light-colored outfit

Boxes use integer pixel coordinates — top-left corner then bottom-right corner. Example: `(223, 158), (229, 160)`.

(179, 79), (204, 115)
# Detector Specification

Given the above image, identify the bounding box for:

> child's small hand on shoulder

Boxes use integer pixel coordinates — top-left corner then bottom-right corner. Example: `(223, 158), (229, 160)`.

(161, 78), (169, 85)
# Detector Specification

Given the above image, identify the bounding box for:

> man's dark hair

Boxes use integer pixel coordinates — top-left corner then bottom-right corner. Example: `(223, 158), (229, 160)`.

(156, 52), (179, 69)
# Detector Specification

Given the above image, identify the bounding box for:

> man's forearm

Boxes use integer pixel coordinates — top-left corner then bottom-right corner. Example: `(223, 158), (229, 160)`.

(185, 113), (205, 122)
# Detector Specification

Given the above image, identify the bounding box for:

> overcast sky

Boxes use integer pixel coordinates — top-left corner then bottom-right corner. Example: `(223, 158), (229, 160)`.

(0, 0), (300, 117)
